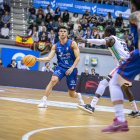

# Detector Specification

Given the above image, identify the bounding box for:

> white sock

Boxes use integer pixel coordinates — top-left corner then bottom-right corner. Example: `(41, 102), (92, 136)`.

(43, 96), (47, 100)
(130, 100), (138, 112)
(114, 104), (125, 122)
(90, 97), (99, 108)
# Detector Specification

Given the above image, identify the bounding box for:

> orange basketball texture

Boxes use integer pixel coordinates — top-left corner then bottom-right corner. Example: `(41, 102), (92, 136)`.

(23, 55), (36, 67)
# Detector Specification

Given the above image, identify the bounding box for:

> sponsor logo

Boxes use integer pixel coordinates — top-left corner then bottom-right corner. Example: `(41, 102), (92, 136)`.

(12, 53), (25, 62)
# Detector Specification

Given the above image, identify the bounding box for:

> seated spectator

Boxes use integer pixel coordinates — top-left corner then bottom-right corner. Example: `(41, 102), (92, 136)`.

(91, 68), (99, 77)
(45, 13), (53, 24)
(28, 5), (36, 21)
(97, 14), (105, 27)
(0, 58), (4, 68)
(17, 60), (29, 70)
(37, 6), (44, 17)
(0, 23), (9, 39)
(105, 12), (114, 26)
(39, 26), (48, 40)
(62, 10), (69, 23)
(115, 13), (123, 28)
(71, 13), (79, 25)
(44, 4), (54, 15)
(7, 59), (17, 68)
(54, 7), (61, 21)
(48, 29), (58, 44)
(36, 14), (44, 26)
(32, 31), (39, 50)
(41, 62), (53, 72)
(0, 11), (11, 28)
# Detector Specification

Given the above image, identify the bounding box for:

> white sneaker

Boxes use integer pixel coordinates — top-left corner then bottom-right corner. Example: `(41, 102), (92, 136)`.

(77, 93), (85, 106)
(38, 96), (48, 108)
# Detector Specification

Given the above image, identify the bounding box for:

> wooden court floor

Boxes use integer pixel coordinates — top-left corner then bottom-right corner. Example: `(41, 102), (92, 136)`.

(0, 86), (140, 140)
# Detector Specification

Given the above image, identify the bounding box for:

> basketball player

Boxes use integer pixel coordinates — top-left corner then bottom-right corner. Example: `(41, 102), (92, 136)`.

(77, 25), (131, 132)
(36, 26), (84, 108)
(116, 0), (140, 118)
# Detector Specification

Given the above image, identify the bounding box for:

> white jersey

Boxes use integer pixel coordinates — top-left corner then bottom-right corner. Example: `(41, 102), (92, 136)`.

(108, 35), (130, 65)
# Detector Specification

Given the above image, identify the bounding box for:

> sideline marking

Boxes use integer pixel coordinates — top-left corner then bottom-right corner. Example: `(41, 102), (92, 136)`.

(0, 97), (131, 113)
(22, 125), (140, 140)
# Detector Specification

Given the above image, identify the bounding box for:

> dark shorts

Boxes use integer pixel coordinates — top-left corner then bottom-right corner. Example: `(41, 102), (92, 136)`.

(53, 66), (77, 90)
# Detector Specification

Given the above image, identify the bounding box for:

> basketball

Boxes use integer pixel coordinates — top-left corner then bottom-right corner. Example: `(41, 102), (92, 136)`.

(23, 55), (36, 67)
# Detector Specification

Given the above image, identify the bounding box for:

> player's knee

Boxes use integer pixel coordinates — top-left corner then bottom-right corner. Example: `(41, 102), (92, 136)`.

(68, 90), (75, 98)
(50, 76), (58, 85)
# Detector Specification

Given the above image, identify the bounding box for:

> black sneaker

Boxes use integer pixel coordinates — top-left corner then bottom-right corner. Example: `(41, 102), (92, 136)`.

(128, 111), (140, 118)
(78, 104), (95, 114)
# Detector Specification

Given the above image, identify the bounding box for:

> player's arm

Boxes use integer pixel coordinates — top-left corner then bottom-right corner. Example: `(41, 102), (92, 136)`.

(77, 37), (115, 47)
(36, 45), (56, 62)
(129, 11), (140, 50)
(71, 41), (80, 69)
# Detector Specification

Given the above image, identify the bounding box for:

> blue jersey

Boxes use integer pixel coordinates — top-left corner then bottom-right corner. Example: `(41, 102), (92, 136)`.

(118, 49), (140, 81)
(56, 39), (76, 68)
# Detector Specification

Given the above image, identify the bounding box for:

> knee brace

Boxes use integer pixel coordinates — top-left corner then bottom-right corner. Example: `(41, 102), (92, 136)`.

(95, 79), (109, 96)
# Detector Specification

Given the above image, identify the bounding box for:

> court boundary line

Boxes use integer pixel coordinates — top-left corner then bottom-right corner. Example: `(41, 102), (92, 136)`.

(22, 125), (140, 140)
(0, 85), (140, 103)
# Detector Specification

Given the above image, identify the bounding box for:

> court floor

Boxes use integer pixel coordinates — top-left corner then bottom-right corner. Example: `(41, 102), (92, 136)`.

(0, 86), (140, 140)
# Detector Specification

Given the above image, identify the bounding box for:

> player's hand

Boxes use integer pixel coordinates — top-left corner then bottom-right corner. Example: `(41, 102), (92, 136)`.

(65, 67), (74, 75)
(76, 37), (87, 43)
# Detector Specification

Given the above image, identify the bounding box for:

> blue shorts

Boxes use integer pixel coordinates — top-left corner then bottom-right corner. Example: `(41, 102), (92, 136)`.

(53, 66), (78, 90)
(117, 49), (140, 81)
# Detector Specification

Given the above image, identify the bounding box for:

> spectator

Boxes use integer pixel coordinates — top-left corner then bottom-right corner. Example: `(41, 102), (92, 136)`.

(54, 7), (61, 21)
(45, 13), (53, 24)
(28, 5), (36, 21)
(115, 13), (123, 28)
(0, 23), (9, 39)
(62, 10), (69, 23)
(91, 68), (99, 77)
(71, 13), (79, 25)
(36, 14), (44, 26)
(41, 62), (53, 72)
(7, 59), (17, 68)
(37, 6), (44, 17)
(105, 12), (113, 26)
(48, 29), (58, 44)
(17, 60), (29, 70)
(44, 4), (54, 15)
(0, 11), (10, 28)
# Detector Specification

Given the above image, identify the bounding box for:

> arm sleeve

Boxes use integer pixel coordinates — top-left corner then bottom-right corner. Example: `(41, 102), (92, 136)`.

(87, 39), (106, 46)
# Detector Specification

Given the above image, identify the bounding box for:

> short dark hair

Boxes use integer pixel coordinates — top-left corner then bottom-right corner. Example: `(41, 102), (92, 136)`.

(59, 26), (68, 31)
(104, 25), (116, 37)
(131, 0), (140, 10)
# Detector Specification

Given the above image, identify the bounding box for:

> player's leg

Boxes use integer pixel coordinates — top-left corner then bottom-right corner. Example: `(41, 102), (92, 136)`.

(38, 66), (65, 108)
(122, 84), (139, 115)
(66, 68), (84, 105)
(102, 72), (129, 132)
(78, 78), (110, 113)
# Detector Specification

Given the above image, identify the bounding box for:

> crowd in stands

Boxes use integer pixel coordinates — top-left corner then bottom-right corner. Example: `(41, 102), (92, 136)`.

(28, 4), (133, 50)
(0, 1), (10, 39)
(77, 0), (130, 7)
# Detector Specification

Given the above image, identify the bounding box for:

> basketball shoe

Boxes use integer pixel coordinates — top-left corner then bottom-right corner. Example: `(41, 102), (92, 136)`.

(128, 111), (140, 117)
(78, 104), (95, 114)
(102, 118), (129, 132)
(38, 96), (48, 108)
